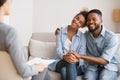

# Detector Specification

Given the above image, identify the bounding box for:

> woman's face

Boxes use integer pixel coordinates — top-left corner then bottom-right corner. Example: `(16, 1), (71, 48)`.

(3, 0), (11, 15)
(71, 14), (85, 29)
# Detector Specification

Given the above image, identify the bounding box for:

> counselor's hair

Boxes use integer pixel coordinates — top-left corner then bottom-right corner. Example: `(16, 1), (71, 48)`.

(0, 0), (7, 7)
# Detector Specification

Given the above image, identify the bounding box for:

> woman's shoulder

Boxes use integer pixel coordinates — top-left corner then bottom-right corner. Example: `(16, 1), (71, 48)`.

(0, 22), (16, 35)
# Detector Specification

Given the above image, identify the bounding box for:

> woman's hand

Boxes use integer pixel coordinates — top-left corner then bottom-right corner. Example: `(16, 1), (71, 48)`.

(35, 63), (46, 72)
(71, 50), (82, 59)
(63, 52), (79, 64)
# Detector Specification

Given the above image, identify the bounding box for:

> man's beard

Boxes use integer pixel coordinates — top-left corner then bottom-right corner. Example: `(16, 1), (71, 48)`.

(89, 25), (100, 33)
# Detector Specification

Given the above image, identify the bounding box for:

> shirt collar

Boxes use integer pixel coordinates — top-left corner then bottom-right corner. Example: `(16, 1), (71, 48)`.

(62, 25), (81, 37)
(62, 26), (68, 34)
(100, 25), (106, 37)
(88, 25), (106, 37)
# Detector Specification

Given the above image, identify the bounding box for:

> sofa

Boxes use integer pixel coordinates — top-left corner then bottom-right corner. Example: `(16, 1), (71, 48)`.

(0, 32), (120, 80)
(0, 51), (23, 80)
(28, 32), (83, 80)
(28, 32), (120, 80)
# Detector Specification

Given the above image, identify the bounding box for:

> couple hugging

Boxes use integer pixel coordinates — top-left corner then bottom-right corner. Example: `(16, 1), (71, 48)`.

(49, 8), (119, 80)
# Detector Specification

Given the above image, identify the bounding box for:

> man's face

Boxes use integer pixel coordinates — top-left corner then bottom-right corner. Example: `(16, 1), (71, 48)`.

(86, 12), (102, 32)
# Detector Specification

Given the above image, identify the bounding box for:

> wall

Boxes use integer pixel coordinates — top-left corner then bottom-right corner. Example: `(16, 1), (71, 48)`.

(3, 16), (9, 25)
(9, 0), (120, 45)
(33, 0), (120, 33)
(10, 0), (33, 46)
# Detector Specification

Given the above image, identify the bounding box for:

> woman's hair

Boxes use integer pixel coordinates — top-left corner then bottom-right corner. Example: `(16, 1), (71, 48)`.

(0, 0), (7, 7)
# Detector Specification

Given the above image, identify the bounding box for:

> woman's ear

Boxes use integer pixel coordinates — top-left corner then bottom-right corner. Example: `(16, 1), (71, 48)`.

(2, 0), (11, 15)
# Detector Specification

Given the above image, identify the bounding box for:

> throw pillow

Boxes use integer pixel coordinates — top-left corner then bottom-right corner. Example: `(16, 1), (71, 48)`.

(29, 39), (56, 59)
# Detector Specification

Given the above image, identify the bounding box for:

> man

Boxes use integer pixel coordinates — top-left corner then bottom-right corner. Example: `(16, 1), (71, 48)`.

(72, 9), (119, 80)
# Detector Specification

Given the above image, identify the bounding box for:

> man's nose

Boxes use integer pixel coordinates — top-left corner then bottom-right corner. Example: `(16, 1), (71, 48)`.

(89, 20), (94, 24)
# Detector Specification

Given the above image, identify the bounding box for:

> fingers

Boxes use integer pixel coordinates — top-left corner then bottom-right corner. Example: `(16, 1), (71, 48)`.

(35, 63), (46, 72)
(64, 53), (79, 63)
(55, 27), (63, 35)
(70, 51), (80, 59)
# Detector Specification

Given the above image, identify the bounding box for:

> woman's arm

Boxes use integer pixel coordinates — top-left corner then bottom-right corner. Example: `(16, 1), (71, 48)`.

(6, 27), (39, 77)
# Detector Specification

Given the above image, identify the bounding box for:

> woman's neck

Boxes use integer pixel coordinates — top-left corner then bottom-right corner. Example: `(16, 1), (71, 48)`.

(0, 9), (4, 22)
(68, 25), (78, 33)
(68, 25), (78, 41)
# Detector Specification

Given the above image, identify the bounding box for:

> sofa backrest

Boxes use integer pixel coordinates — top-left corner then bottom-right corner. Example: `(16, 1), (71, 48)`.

(31, 32), (56, 42)
(29, 32), (57, 59)
(29, 33), (120, 63)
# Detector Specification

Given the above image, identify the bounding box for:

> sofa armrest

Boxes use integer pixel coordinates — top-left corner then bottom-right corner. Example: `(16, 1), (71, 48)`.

(0, 51), (23, 80)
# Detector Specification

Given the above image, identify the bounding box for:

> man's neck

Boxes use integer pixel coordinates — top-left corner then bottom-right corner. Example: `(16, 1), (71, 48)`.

(92, 26), (102, 38)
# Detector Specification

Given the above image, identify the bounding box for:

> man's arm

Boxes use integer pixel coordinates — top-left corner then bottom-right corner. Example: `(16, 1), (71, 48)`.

(72, 33), (119, 66)
(71, 51), (108, 65)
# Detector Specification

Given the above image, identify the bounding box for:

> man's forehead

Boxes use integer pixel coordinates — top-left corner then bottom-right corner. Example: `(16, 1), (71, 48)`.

(88, 13), (101, 17)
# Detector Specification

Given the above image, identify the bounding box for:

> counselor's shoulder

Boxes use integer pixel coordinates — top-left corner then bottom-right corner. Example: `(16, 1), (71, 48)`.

(0, 22), (16, 35)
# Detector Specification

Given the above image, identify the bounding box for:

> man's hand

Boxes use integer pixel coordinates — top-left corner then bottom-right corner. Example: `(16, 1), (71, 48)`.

(55, 28), (60, 35)
(55, 27), (63, 35)
(35, 63), (46, 72)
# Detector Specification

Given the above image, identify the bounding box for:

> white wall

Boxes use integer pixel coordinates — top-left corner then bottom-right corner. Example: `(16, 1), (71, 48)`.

(10, 0), (33, 46)
(3, 16), (9, 25)
(33, 0), (120, 33)
(9, 0), (120, 45)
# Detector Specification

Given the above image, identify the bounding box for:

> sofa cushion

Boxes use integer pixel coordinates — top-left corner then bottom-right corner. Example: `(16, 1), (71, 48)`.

(0, 51), (22, 80)
(29, 39), (56, 59)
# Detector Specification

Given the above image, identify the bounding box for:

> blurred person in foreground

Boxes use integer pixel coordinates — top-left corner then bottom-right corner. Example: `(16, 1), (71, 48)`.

(0, 0), (48, 80)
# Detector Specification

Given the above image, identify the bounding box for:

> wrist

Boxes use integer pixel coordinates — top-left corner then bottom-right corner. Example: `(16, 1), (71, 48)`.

(81, 54), (85, 59)
(79, 54), (84, 59)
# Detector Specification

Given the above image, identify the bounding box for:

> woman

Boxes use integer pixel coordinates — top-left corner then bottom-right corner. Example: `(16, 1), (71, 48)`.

(0, 0), (47, 80)
(55, 10), (88, 80)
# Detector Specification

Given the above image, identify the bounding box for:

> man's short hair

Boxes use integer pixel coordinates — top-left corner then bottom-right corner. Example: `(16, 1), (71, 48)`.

(87, 9), (102, 17)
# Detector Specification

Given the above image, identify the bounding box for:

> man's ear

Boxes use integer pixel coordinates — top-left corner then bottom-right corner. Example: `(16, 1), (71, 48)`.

(101, 18), (103, 23)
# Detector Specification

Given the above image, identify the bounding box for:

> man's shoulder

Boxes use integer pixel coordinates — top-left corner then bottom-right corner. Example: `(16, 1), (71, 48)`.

(104, 29), (116, 38)
(104, 29), (118, 42)
(84, 30), (89, 36)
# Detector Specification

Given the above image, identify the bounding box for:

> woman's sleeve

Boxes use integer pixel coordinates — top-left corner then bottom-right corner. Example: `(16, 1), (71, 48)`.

(56, 30), (65, 59)
(5, 27), (38, 78)
(79, 34), (86, 54)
